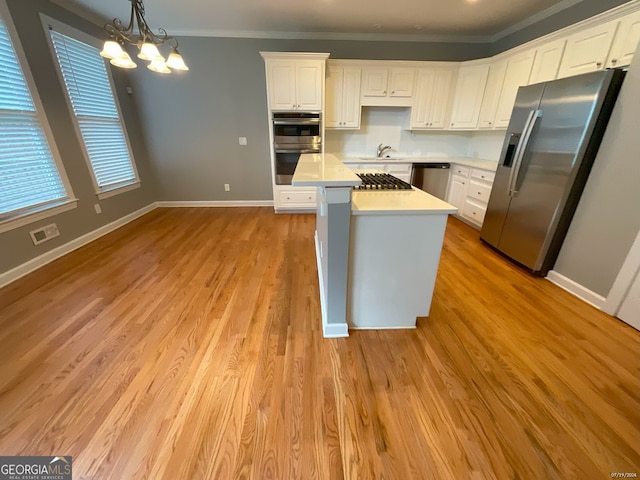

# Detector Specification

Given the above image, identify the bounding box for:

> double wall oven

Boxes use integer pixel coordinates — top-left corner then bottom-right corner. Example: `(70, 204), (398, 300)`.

(272, 112), (321, 185)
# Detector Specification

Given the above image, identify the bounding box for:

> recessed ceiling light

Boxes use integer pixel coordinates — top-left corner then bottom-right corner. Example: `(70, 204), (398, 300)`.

(414, 25), (423, 30)
(373, 24), (382, 29)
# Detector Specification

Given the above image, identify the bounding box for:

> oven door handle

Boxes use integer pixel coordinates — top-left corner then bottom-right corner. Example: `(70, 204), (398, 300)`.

(274, 149), (320, 154)
(273, 119), (320, 125)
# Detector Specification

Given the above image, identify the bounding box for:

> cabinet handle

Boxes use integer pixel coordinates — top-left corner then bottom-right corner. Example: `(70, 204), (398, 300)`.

(286, 196), (290, 200)
(596, 62), (602, 68)
(383, 90), (387, 94)
(391, 91), (395, 94)
(481, 176), (485, 179)
(611, 58), (618, 65)
(477, 191), (482, 195)
(472, 212), (476, 215)
(488, 122), (492, 125)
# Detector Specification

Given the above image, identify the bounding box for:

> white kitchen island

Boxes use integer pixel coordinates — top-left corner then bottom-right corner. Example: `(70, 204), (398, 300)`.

(292, 153), (457, 337)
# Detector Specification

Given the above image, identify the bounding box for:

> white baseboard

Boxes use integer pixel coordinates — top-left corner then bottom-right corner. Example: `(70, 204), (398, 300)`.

(156, 200), (274, 207)
(323, 322), (350, 338)
(350, 325), (417, 330)
(546, 270), (606, 309)
(0, 203), (157, 289)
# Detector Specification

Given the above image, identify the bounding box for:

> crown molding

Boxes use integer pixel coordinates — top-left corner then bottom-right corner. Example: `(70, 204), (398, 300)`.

(169, 28), (491, 44)
(490, 0), (585, 42)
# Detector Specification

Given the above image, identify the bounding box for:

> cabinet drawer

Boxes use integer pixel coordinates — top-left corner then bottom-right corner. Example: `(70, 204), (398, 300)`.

(279, 189), (317, 205)
(467, 179), (492, 203)
(462, 198), (487, 225)
(385, 163), (412, 174)
(471, 168), (495, 183)
(451, 164), (470, 178)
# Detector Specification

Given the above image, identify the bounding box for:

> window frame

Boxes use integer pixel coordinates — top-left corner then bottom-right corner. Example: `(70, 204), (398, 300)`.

(42, 15), (141, 200)
(0, 1), (77, 234)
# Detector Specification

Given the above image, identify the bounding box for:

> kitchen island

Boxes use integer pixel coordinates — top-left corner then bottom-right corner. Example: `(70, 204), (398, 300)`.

(292, 153), (457, 337)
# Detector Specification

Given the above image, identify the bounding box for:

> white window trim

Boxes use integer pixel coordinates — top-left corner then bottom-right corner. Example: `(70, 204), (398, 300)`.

(41, 14), (141, 200)
(0, 0), (78, 233)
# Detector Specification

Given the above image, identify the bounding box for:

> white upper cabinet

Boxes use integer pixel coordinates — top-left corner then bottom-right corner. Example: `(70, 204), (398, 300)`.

(478, 60), (507, 129)
(361, 67), (415, 106)
(262, 53), (329, 111)
(607, 10), (640, 68)
(557, 21), (618, 78)
(326, 66), (362, 129)
(494, 49), (536, 128)
(529, 38), (567, 84)
(449, 63), (490, 130)
(410, 68), (456, 129)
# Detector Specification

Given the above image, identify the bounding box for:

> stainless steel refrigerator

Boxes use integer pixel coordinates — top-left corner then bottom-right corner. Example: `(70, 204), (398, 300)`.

(480, 69), (625, 275)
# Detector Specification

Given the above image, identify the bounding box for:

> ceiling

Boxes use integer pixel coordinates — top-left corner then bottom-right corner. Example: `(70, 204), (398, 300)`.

(54, 0), (585, 42)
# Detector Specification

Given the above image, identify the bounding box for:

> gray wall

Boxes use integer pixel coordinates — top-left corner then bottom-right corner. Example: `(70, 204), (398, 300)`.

(129, 37), (490, 202)
(492, 0), (632, 54)
(0, 0), (157, 275)
(553, 39), (640, 297)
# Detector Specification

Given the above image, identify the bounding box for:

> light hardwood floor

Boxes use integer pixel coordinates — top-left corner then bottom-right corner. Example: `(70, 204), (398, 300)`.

(0, 207), (638, 479)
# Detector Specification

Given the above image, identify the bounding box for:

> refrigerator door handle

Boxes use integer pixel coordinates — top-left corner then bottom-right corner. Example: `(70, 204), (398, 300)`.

(509, 109), (542, 197)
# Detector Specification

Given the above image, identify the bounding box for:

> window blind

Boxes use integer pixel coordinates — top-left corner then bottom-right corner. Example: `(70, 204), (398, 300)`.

(49, 30), (138, 191)
(0, 18), (69, 219)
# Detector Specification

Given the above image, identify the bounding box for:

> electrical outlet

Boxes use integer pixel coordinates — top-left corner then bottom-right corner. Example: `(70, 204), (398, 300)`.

(126, 86), (133, 95)
(238, 137), (247, 146)
(224, 184), (230, 192)
(94, 203), (102, 214)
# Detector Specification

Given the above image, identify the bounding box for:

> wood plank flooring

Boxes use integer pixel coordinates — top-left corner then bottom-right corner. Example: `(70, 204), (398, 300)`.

(0, 207), (638, 479)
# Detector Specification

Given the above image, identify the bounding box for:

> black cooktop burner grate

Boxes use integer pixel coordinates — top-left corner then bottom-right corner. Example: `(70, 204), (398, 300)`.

(355, 173), (413, 190)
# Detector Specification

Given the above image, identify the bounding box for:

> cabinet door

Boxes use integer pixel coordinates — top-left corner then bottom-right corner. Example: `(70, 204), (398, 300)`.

(295, 61), (323, 111)
(557, 21), (618, 78)
(494, 50), (536, 128)
(268, 61), (296, 110)
(341, 68), (362, 128)
(389, 69), (415, 97)
(607, 11), (640, 68)
(478, 60), (507, 129)
(410, 69), (435, 127)
(447, 175), (468, 210)
(362, 68), (389, 97)
(449, 64), (490, 130)
(429, 69), (455, 129)
(529, 39), (566, 84)
(325, 66), (343, 128)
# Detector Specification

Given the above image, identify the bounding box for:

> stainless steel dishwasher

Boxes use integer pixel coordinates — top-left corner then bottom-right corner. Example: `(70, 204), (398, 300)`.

(411, 163), (450, 200)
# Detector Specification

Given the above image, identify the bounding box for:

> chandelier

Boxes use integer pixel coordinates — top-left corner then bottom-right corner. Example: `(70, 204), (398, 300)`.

(99, 0), (188, 74)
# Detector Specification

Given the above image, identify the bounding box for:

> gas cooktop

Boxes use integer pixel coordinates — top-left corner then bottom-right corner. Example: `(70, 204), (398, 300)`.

(355, 173), (413, 190)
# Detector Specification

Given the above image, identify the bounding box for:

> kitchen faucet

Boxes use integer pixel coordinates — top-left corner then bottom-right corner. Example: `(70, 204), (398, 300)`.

(377, 144), (392, 158)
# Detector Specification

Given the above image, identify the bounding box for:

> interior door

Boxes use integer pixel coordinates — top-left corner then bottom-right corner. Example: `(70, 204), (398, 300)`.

(497, 72), (610, 271)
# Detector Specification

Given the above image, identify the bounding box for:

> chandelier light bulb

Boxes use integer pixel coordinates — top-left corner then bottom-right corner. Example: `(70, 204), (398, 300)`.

(110, 51), (137, 69)
(138, 42), (163, 61)
(166, 48), (189, 71)
(100, 40), (123, 59)
(147, 59), (171, 74)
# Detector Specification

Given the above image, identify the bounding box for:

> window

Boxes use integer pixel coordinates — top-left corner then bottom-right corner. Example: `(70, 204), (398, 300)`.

(0, 7), (75, 233)
(47, 21), (139, 199)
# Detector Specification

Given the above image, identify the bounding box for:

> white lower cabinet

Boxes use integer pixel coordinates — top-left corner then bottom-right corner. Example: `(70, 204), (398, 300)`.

(446, 164), (495, 228)
(275, 186), (317, 211)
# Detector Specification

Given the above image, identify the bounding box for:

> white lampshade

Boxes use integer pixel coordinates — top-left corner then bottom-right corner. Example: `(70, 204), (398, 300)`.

(138, 42), (163, 61)
(147, 59), (171, 74)
(110, 51), (137, 69)
(100, 40), (123, 59)
(166, 49), (189, 71)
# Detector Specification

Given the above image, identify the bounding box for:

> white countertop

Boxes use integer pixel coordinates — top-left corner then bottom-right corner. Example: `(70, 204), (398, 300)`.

(291, 153), (361, 187)
(338, 155), (499, 172)
(351, 188), (457, 216)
